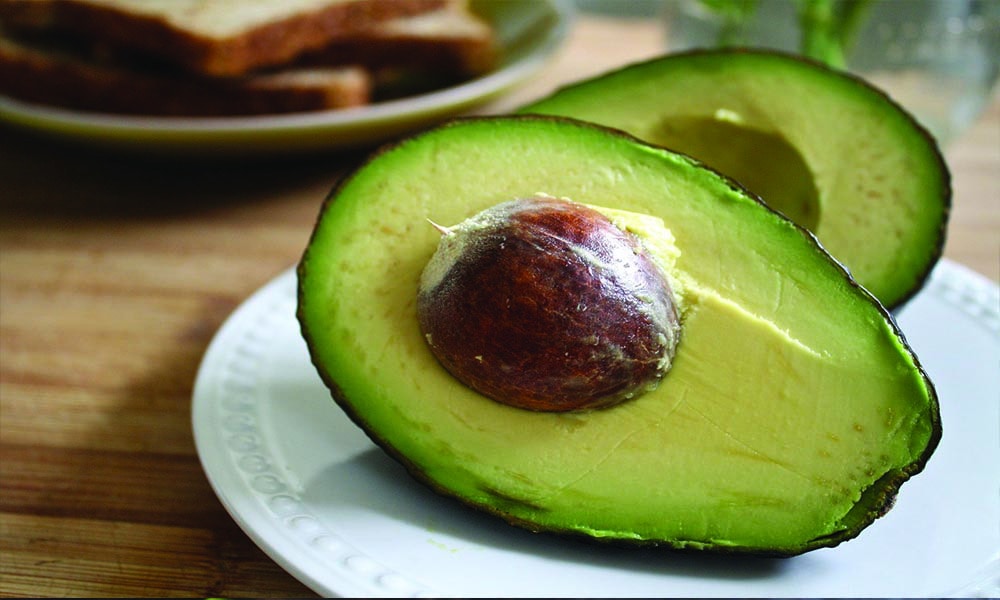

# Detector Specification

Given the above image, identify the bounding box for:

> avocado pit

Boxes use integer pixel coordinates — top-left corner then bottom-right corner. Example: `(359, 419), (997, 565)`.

(417, 195), (681, 412)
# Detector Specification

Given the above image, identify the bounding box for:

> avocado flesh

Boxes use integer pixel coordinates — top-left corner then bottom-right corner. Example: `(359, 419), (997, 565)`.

(518, 49), (950, 310)
(655, 116), (820, 231)
(297, 116), (940, 555)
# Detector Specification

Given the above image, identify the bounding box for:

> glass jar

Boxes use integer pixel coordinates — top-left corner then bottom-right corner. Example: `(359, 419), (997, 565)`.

(663, 0), (1000, 144)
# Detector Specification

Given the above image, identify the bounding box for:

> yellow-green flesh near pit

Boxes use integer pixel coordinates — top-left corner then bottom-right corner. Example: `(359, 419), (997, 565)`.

(519, 50), (950, 310)
(297, 116), (939, 555)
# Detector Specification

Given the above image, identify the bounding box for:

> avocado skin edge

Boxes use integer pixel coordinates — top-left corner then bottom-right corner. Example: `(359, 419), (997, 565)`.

(516, 47), (953, 313)
(296, 114), (942, 558)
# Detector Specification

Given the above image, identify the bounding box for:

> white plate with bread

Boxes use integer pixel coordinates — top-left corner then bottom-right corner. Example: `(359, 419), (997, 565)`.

(0, 0), (573, 155)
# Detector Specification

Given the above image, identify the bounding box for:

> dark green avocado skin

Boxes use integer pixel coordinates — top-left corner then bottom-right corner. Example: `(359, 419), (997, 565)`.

(296, 115), (941, 557)
(517, 48), (952, 311)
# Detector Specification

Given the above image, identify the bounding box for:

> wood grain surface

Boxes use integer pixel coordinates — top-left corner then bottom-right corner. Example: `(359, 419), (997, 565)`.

(1, 13), (997, 598)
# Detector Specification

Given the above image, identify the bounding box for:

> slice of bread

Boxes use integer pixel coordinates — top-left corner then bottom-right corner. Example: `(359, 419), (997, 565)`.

(0, 32), (372, 115)
(0, 0), (501, 116)
(0, 0), (449, 76)
(301, 3), (499, 79)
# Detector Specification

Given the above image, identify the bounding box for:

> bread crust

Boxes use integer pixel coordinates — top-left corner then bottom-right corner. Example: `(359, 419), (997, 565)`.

(301, 5), (498, 77)
(0, 0), (449, 76)
(0, 34), (372, 115)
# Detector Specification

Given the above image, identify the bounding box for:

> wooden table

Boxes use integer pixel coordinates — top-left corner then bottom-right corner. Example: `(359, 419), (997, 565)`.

(1, 14), (997, 598)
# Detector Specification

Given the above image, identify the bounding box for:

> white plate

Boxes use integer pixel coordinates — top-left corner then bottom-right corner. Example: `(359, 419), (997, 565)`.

(0, 0), (573, 156)
(192, 258), (1000, 598)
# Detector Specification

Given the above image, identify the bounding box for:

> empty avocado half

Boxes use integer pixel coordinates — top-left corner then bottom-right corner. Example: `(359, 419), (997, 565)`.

(519, 49), (951, 310)
(297, 116), (940, 556)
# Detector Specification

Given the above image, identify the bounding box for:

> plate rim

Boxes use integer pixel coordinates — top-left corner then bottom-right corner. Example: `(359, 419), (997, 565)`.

(191, 257), (999, 597)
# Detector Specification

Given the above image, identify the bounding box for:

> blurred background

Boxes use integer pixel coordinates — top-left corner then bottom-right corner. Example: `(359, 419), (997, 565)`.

(580, 0), (1000, 145)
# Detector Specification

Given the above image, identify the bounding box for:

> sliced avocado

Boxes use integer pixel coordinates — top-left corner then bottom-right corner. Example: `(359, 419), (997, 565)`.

(518, 49), (951, 310)
(297, 116), (940, 556)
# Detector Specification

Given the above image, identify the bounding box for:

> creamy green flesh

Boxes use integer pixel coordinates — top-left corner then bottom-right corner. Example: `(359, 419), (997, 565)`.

(297, 117), (939, 555)
(519, 50), (949, 310)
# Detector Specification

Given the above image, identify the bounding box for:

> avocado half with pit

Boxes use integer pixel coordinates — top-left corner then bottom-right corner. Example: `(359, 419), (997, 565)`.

(297, 116), (940, 556)
(519, 49), (951, 310)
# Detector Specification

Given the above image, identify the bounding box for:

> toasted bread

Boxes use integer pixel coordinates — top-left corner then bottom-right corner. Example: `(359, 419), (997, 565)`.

(0, 32), (372, 115)
(0, 0), (449, 76)
(302, 3), (499, 79)
(0, 0), (501, 116)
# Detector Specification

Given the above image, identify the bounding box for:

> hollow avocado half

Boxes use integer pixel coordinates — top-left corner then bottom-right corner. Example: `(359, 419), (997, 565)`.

(518, 49), (951, 310)
(297, 116), (940, 556)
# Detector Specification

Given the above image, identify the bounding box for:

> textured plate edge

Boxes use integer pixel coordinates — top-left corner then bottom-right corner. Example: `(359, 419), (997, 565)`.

(919, 264), (1000, 598)
(191, 271), (437, 598)
(191, 258), (1000, 597)
(920, 259), (999, 336)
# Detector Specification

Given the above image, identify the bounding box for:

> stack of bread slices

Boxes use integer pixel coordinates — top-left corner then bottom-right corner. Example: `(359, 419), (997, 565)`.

(0, 0), (499, 116)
